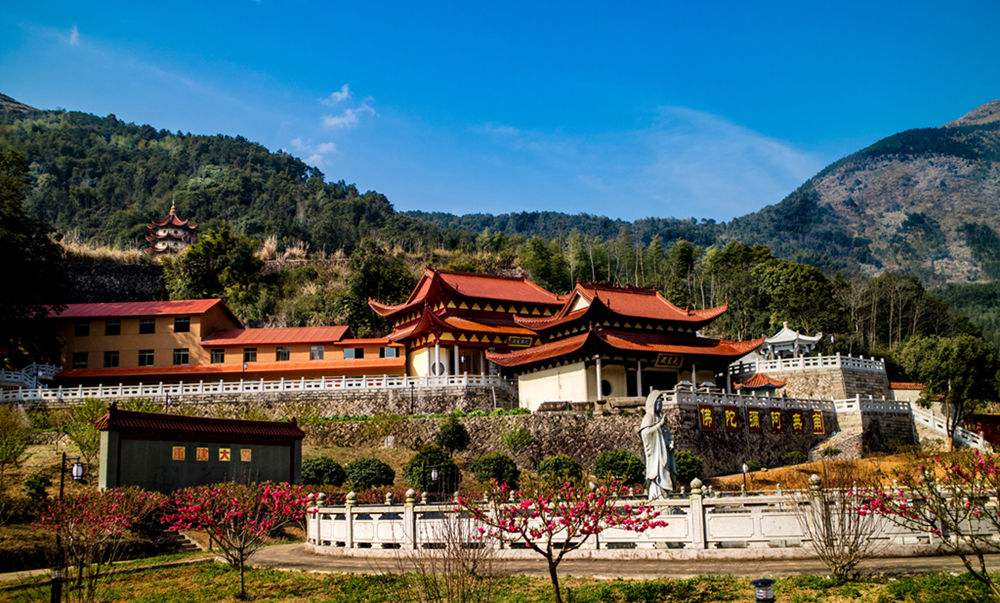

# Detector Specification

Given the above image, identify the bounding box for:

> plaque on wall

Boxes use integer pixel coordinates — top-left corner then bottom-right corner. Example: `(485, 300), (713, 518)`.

(812, 410), (825, 434)
(769, 408), (783, 433)
(698, 404), (714, 431)
(748, 408), (762, 433)
(723, 406), (739, 432)
(790, 409), (805, 434)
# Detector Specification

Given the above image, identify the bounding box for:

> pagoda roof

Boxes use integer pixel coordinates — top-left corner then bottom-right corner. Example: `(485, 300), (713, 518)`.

(53, 299), (241, 326)
(369, 268), (562, 317)
(487, 327), (763, 368)
(202, 326), (351, 347)
(149, 204), (197, 229)
(94, 404), (304, 441)
(734, 373), (787, 391)
(388, 307), (534, 342)
(765, 322), (822, 346)
(514, 282), (727, 330)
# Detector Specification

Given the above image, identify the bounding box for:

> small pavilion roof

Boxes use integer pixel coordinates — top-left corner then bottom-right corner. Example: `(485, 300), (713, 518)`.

(387, 307), (534, 342)
(370, 268), (562, 317)
(94, 404), (304, 441)
(149, 203), (197, 229)
(734, 373), (788, 391)
(514, 282), (727, 330)
(765, 322), (823, 346)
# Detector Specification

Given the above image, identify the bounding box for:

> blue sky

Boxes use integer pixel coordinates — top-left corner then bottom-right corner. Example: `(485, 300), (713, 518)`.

(2, 1), (998, 221)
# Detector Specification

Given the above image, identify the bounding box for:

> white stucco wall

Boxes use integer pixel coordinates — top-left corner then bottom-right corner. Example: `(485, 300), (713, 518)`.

(518, 361), (590, 411)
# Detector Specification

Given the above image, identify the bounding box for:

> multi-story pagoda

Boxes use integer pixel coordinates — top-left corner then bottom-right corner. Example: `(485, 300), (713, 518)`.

(369, 268), (565, 378)
(145, 202), (197, 255)
(486, 282), (764, 410)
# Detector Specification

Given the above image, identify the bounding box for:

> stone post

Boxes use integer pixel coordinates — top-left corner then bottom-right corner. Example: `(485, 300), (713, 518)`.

(689, 478), (706, 549)
(404, 488), (417, 549)
(345, 491), (356, 548)
(315, 492), (327, 546)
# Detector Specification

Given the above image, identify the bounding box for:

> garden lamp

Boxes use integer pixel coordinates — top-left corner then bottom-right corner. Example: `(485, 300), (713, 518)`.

(751, 578), (775, 603)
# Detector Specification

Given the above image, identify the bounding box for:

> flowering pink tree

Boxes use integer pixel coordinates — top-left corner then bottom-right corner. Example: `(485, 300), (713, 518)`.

(163, 481), (308, 600)
(457, 478), (666, 603)
(860, 450), (1000, 597)
(36, 486), (167, 602)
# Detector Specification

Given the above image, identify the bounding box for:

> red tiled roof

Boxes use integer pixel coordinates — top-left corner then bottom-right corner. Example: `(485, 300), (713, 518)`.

(370, 268), (562, 317)
(487, 328), (764, 368)
(387, 308), (535, 342)
(735, 373), (788, 390)
(890, 382), (925, 390)
(53, 299), (237, 322)
(149, 213), (196, 229)
(516, 283), (727, 330)
(94, 405), (304, 440)
(56, 356), (406, 379)
(202, 326), (350, 346)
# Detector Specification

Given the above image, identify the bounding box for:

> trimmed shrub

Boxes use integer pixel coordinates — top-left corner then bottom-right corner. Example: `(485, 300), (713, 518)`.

(301, 457), (346, 486)
(781, 451), (808, 466)
(746, 459), (763, 472)
(675, 450), (703, 486)
(469, 453), (520, 488)
(402, 445), (460, 493)
(434, 415), (470, 452)
(22, 474), (51, 503)
(537, 454), (583, 483)
(344, 458), (395, 491)
(593, 449), (644, 485)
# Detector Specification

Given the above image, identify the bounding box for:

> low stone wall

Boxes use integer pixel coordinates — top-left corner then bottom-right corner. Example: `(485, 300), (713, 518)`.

(126, 385), (516, 420)
(765, 367), (890, 400)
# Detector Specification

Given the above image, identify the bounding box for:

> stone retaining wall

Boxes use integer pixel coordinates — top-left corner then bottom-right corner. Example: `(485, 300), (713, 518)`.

(765, 367), (891, 400)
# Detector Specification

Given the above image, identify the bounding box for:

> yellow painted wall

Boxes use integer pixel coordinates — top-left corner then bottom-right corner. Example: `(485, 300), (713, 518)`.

(518, 361), (590, 411)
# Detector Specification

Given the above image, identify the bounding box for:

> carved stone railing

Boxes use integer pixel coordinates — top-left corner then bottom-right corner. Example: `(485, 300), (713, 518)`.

(729, 353), (886, 377)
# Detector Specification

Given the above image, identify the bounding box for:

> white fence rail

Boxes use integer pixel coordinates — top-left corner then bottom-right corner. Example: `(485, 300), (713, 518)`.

(0, 363), (60, 389)
(730, 353), (886, 376)
(670, 388), (835, 412)
(1, 374), (515, 405)
(307, 484), (980, 556)
(910, 404), (987, 450)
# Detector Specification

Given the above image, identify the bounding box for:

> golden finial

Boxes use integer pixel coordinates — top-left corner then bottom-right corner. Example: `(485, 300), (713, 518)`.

(169, 201), (177, 215)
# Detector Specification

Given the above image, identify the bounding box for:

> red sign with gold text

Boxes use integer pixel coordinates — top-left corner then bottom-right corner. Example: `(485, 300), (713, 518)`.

(748, 408), (762, 433)
(698, 404), (715, 431)
(723, 406), (739, 432)
(790, 409), (805, 434)
(812, 410), (825, 434)
(769, 408), (783, 433)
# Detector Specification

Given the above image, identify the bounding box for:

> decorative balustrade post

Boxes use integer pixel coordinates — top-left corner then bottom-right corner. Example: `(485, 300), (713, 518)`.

(689, 478), (706, 549)
(315, 493), (326, 545)
(345, 491), (356, 548)
(404, 489), (417, 549)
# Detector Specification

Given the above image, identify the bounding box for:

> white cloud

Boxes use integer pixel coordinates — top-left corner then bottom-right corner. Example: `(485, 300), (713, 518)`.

(322, 98), (375, 129)
(321, 84), (351, 106)
(470, 107), (822, 220)
(289, 138), (336, 165)
(68, 25), (80, 45)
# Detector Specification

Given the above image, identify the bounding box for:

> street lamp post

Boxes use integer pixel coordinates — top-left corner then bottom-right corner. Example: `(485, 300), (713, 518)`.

(51, 452), (85, 603)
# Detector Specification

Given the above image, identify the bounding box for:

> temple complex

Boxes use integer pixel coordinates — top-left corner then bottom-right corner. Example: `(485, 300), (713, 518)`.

(145, 202), (198, 255)
(369, 268), (564, 378)
(485, 282), (763, 410)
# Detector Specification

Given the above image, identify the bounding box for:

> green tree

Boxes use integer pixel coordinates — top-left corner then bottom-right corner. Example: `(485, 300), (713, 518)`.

(0, 405), (30, 499)
(344, 458), (395, 491)
(468, 453), (520, 488)
(537, 454), (583, 484)
(521, 236), (570, 293)
(301, 457), (346, 486)
(63, 397), (106, 464)
(0, 149), (68, 366)
(403, 445), (460, 493)
(752, 258), (844, 336)
(899, 335), (999, 450)
(434, 415), (470, 453)
(675, 450), (703, 486)
(338, 239), (416, 337)
(593, 449), (644, 485)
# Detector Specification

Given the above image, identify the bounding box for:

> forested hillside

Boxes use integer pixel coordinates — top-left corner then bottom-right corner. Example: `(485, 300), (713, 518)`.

(0, 109), (470, 253)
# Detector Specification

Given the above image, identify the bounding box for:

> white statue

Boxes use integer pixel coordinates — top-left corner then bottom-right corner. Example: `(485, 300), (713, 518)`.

(639, 392), (676, 499)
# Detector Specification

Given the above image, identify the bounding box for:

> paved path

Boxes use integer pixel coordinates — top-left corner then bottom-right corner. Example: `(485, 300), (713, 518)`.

(250, 544), (1000, 579)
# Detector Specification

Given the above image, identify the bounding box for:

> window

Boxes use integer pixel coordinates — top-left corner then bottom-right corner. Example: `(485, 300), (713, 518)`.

(310, 345), (324, 360)
(139, 318), (155, 334)
(210, 348), (225, 364)
(104, 319), (120, 336)
(103, 350), (119, 368)
(72, 352), (88, 368)
(173, 348), (189, 365)
(344, 347), (364, 359)
(243, 348), (257, 363)
(380, 347), (399, 358)
(174, 317), (190, 333)
(276, 346), (290, 362)
(138, 349), (155, 367)
(74, 321), (90, 337)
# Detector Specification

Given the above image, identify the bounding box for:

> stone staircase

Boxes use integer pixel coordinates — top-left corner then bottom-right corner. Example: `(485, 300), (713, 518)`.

(810, 429), (863, 460)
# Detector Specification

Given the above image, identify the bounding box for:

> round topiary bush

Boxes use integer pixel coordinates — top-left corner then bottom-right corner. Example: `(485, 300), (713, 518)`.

(593, 449), (644, 485)
(537, 454), (583, 483)
(675, 450), (703, 486)
(469, 452), (520, 488)
(301, 457), (346, 486)
(344, 458), (395, 491)
(434, 414), (470, 452)
(402, 444), (461, 493)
